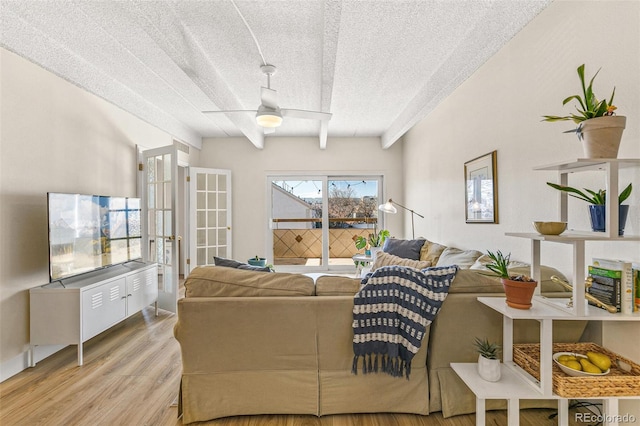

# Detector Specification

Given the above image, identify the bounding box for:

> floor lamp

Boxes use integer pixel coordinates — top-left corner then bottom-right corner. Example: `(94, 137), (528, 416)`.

(378, 199), (425, 239)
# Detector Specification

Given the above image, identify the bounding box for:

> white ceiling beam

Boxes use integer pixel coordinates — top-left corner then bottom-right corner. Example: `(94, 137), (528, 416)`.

(128, 1), (265, 149)
(318, 0), (342, 149)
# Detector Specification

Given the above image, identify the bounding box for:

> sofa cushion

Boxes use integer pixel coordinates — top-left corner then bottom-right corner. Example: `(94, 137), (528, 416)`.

(382, 238), (426, 260)
(185, 266), (315, 297)
(214, 256), (272, 272)
(315, 275), (361, 296)
(435, 247), (483, 269)
(420, 240), (447, 265)
(372, 251), (432, 271)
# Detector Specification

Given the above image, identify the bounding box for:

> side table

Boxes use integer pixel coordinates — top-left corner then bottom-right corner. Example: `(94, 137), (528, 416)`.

(352, 253), (373, 277)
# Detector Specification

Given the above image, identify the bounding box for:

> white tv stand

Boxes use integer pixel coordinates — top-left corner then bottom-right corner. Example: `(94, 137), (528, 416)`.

(30, 261), (158, 366)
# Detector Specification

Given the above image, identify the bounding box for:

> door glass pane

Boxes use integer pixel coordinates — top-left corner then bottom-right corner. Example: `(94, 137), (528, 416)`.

(328, 179), (379, 266)
(197, 173), (206, 190)
(271, 180), (322, 267)
(197, 192), (206, 209)
(197, 248), (206, 265)
(207, 174), (217, 190)
(207, 192), (216, 209)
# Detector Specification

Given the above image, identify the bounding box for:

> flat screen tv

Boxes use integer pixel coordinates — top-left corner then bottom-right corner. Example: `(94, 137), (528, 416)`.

(47, 192), (142, 282)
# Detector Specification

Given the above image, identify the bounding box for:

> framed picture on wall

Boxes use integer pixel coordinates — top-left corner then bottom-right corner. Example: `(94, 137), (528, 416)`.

(464, 151), (498, 223)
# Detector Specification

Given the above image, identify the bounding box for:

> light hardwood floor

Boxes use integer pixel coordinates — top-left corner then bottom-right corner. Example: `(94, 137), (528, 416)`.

(1, 305), (587, 425)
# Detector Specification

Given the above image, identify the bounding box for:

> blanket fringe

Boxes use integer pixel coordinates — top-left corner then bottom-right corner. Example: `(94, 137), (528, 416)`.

(351, 354), (410, 379)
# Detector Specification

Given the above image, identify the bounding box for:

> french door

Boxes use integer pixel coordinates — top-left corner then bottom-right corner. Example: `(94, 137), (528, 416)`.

(188, 167), (232, 274)
(142, 146), (179, 313)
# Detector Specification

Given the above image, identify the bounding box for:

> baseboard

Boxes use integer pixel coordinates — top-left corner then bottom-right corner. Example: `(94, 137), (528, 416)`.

(0, 344), (66, 382)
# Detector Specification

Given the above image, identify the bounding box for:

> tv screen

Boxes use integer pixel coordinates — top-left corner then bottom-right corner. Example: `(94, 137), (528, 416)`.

(47, 192), (142, 281)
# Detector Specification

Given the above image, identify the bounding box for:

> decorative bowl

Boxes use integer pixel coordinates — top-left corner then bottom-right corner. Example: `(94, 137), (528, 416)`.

(533, 221), (567, 235)
(553, 352), (610, 377)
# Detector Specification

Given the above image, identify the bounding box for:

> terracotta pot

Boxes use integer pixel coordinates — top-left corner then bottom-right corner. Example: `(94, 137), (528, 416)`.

(501, 278), (537, 309)
(579, 116), (626, 159)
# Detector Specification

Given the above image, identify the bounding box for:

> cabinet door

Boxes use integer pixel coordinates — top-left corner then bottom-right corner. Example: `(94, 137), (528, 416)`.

(126, 266), (158, 315)
(82, 278), (127, 341)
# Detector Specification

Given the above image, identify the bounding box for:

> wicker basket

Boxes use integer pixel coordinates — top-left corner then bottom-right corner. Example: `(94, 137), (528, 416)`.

(513, 342), (640, 397)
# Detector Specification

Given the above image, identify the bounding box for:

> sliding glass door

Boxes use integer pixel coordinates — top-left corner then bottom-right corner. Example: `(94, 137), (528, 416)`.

(269, 175), (382, 271)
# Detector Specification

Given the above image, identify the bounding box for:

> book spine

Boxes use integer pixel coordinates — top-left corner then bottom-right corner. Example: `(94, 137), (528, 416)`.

(633, 264), (640, 313)
(588, 271), (620, 313)
(591, 258), (633, 315)
(620, 263), (633, 315)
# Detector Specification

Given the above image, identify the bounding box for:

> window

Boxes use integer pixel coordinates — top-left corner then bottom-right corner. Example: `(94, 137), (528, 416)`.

(269, 175), (383, 270)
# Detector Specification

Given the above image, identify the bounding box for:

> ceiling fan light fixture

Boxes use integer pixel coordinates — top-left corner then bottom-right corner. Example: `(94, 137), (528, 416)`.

(256, 106), (283, 128)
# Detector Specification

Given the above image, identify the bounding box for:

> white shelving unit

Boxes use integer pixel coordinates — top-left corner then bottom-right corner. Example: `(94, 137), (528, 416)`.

(452, 159), (640, 426)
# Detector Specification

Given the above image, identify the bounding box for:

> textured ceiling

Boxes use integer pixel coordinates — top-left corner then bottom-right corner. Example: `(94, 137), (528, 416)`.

(1, 0), (551, 150)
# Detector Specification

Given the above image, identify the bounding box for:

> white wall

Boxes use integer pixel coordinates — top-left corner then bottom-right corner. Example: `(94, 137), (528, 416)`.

(0, 48), (182, 379)
(403, 0), (639, 416)
(197, 137), (404, 265)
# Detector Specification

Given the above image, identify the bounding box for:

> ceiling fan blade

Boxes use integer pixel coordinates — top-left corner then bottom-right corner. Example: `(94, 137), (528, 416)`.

(263, 127), (276, 135)
(202, 110), (257, 114)
(281, 109), (332, 122)
(260, 87), (278, 109)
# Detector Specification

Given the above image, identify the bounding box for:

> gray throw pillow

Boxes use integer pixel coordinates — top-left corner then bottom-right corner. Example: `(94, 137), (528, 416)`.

(214, 256), (272, 272)
(382, 238), (426, 260)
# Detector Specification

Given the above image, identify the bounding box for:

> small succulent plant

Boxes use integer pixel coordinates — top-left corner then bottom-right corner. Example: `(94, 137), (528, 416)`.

(474, 337), (501, 360)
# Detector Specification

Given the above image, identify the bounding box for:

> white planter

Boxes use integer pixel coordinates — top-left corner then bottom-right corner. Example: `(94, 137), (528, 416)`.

(579, 116), (626, 158)
(477, 355), (501, 382)
(370, 246), (383, 261)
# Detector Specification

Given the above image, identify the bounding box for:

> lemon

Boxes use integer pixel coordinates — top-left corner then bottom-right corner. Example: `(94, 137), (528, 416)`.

(580, 358), (603, 374)
(558, 354), (577, 362)
(563, 360), (582, 371)
(586, 351), (611, 371)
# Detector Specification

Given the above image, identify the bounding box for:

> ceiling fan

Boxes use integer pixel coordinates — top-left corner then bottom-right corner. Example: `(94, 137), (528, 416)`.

(203, 64), (332, 134)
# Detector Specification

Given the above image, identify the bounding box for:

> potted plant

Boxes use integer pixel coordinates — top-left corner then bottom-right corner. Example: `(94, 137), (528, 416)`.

(547, 182), (632, 235)
(485, 250), (537, 309)
(354, 229), (390, 260)
(247, 255), (267, 267)
(542, 64), (626, 158)
(474, 337), (501, 382)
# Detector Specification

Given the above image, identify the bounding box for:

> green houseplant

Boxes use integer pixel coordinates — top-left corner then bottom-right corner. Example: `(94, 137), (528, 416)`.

(354, 229), (390, 260)
(542, 64), (626, 158)
(546, 182), (632, 235)
(485, 250), (537, 310)
(354, 229), (390, 251)
(474, 337), (501, 382)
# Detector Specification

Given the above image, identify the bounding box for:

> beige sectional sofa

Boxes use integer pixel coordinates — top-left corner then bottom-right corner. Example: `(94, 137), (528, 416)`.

(173, 241), (588, 423)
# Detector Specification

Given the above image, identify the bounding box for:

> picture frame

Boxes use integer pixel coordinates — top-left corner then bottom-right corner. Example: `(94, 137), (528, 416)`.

(464, 151), (498, 223)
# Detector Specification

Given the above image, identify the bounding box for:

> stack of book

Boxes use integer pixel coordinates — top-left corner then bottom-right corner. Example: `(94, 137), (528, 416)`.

(587, 258), (639, 314)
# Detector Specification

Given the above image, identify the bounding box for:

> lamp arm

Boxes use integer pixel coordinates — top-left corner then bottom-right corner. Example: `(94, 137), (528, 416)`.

(392, 201), (425, 219)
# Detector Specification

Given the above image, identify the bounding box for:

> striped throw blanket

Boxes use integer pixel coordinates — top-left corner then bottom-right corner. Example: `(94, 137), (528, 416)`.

(352, 265), (458, 379)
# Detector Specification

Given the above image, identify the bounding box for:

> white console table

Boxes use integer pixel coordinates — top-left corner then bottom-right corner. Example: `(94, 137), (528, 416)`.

(30, 262), (158, 366)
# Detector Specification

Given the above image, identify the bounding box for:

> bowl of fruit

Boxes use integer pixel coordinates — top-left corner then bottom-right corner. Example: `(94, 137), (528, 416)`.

(553, 351), (611, 377)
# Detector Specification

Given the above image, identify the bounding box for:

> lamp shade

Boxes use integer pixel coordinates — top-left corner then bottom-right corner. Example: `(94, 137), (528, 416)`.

(256, 106), (283, 128)
(378, 199), (397, 214)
